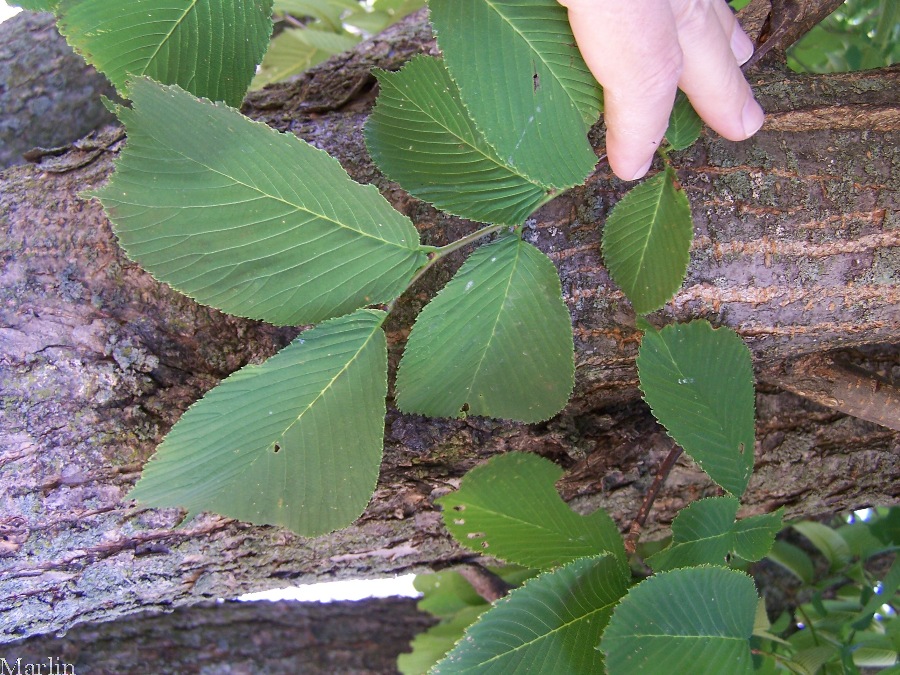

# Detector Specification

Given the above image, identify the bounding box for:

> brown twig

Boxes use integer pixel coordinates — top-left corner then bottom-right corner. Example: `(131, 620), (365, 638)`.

(623, 442), (684, 556)
(456, 563), (513, 603)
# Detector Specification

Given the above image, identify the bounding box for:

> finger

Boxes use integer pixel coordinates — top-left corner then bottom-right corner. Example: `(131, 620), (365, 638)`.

(561, 0), (683, 180)
(710, 0), (755, 64)
(673, 0), (764, 141)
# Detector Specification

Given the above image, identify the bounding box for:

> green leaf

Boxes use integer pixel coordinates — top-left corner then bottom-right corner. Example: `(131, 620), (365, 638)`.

(854, 556), (900, 629)
(366, 55), (551, 226)
(373, 0), (425, 18)
(56, 0), (273, 107)
(647, 498), (783, 572)
(766, 540), (815, 584)
(601, 165), (693, 314)
(665, 90), (703, 151)
(637, 320), (756, 496)
(600, 566), (758, 675)
(437, 453), (626, 569)
(285, 24), (360, 52)
(252, 26), (360, 88)
(10, 0), (57, 11)
(791, 645), (840, 674)
(792, 521), (852, 571)
(252, 28), (333, 88)
(731, 509), (784, 561)
(415, 567), (537, 619)
(129, 309), (388, 537)
(433, 555), (629, 674)
(396, 233), (574, 422)
(400, 605), (488, 675)
(647, 497), (739, 572)
(429, 0), (600, 188)
(401, 567), (537, 674)
(93, 78), (426, 326)
(274, 0), (350, 30)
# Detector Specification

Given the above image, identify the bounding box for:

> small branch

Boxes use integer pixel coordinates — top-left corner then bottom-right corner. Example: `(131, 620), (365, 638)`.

(456, 563), (513, 603)
(383, 223), (511, 314)
(740, 0), (846, 70)
(432, 223), (512, 260)
(623, 442), (684, 556)
(761, 353), (900, 432)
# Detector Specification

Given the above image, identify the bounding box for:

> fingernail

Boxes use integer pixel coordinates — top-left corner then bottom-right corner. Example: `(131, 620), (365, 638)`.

(630, 157), (653, 181)
(741, 98), (765, 137)
(731, 27), (754, 65)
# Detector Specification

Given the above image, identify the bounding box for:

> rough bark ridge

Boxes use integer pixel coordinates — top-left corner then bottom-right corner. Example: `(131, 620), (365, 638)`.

(1, 9), (898, 642)
(3, 597), (431, 674)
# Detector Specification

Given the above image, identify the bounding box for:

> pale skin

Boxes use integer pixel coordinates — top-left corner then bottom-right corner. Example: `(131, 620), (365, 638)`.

(557, 0), (765, 180)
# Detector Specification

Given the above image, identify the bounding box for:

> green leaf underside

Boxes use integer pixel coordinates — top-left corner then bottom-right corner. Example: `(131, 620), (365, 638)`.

(665, 90), (703, 151)
(601, 165), (693, 315)
(252, 27), (360, 88)
(433, 555), (629, 674)
(637, 320), (755, 496)
(438, 453), (626, 569)
(429, 0), (600, 188)
(396, 234), (574, 423)
(94, 79), (425, 326)
(647, 497), (783, 572)
(129, 309), (388, 537)
(600, 567), (757, 675)
(57, 0), (273, 107)
(366, 55), (550, 226)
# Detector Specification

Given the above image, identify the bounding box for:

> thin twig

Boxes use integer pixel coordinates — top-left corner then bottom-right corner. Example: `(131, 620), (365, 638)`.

(456, 563), (513, 603)
(383, 223), (510, 314)
(623, 441), (684, 556)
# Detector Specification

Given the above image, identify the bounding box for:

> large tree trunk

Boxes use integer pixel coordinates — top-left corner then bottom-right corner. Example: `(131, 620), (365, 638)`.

(1, 8), (897, 643)
(0, 12), (115, 169)
(3, 598), (432, 674)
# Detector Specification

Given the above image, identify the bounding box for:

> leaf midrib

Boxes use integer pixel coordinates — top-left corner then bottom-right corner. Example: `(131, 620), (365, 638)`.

(136, 136), (418, 253)
(464, 565), (619, 669)
(482, 0), (586, 120)
(461, 239), (522, 407)
(385, 66), (542, 188)
(141, 0), (200, 76)
(277, 314), (384, 447)
(627, 173), (668, 297)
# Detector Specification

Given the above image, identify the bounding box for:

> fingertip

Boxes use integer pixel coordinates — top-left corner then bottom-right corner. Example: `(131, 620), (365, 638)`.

(741, 98), (765, 138)
(730, 25), (755, 65)
(628, 156), (654, 181)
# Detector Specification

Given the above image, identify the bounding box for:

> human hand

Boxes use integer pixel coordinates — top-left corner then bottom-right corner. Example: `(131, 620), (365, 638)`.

(557, 0), (765, 181)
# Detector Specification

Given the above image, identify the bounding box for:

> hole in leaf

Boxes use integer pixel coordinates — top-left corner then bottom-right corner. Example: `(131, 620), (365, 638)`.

(453, 505), (465, 512)
(481, 541), (489, 549)
(533, 71), (540, 91)
(460, 403), (470, 413)
(738, 442), (745, 455)
(273, 443), (281, 453)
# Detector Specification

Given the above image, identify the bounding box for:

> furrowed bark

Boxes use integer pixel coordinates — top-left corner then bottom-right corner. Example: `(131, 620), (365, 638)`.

(1, 11), (897, 642)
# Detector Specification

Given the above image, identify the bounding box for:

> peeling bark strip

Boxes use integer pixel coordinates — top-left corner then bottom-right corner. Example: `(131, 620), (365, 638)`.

(1, 11), (898, 642)
(763, 354), (900, 431)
